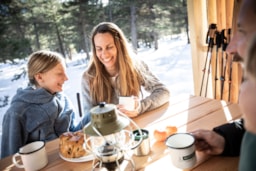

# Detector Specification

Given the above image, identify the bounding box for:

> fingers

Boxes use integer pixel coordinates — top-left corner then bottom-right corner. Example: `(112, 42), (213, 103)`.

(191, 130), (213, 151)
(116, 104), (124, 109)
(194, 139), (210, 151)
(191, 129), (212, 140)
(118, 108), (139, 118)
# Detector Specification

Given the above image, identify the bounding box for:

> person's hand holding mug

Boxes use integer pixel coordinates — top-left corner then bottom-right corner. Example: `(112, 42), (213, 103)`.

(117, 96), (141, 118)
(191, 129), (225, 155)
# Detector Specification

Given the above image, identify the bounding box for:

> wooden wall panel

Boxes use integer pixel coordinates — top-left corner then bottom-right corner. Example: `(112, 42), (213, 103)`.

(187, 0), (208, 98)
(187, 0), (243, 103)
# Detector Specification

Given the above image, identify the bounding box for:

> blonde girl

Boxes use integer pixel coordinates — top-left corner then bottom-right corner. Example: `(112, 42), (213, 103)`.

(1, 50), (90, 158)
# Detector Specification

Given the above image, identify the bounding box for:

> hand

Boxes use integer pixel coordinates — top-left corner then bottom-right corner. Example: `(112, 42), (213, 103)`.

(117, 105), (139, 118)
(191, 129), (225, 155)
(117, 96), (141, 118)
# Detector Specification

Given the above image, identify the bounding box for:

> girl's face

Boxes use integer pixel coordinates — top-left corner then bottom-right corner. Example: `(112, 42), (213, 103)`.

(239, 78), (256, 134)
(94, 32), (118, 75)
(35, 62), (68, 94)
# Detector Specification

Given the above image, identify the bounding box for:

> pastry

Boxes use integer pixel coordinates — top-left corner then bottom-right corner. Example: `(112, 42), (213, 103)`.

(59, 131), (87, 158)
(154, 126), (178, 142)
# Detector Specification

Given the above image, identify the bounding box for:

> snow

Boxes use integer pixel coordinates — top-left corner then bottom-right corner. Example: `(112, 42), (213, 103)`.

(0, 34), (194, 156)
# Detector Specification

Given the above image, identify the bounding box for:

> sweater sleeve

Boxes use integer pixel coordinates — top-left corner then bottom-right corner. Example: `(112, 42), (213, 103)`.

(138, 61), (170, 114)
(81, 73), (93, 118)
(54, 93), (90, 133)
(213, 118), (245, 156)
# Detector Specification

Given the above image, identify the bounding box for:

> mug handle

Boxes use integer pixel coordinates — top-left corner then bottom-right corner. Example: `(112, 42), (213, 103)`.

(134, 97), (141, 113)
(12, 153), (24, 168)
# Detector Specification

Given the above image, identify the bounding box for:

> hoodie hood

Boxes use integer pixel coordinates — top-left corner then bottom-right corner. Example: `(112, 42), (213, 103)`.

(11, 87), (57, 105)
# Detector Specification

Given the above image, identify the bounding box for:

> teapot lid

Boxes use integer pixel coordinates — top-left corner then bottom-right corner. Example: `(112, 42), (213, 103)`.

(83, 102), (130, 136)
(90, 102), (115, 115)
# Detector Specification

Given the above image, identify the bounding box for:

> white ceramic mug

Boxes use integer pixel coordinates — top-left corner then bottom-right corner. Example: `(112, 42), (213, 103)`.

(12, 141), (48, 171)
(165, 133), (196, 169)
(119, 96), (136, 111)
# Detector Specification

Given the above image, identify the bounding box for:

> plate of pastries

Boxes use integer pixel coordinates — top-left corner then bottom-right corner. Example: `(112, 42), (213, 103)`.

(59, 131), (94, 162)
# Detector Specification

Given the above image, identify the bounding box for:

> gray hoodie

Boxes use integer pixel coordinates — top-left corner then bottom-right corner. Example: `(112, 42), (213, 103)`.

(1, 87), (90, 158)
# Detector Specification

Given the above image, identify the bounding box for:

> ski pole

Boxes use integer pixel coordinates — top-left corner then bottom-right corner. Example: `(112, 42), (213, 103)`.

(214, 31), (222, 99)
(200, 23), (217, 96)
(220, 28), (231, 100)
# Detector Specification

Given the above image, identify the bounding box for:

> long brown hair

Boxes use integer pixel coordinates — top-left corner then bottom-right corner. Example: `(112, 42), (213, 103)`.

(85, 22), (142, 105)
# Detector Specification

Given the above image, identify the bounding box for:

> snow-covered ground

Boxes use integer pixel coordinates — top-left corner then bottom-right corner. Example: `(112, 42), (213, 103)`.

(0, 34), (194, 156)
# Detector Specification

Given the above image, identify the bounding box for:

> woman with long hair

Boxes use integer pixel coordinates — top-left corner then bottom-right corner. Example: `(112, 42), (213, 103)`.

(81, 22), (170, 118)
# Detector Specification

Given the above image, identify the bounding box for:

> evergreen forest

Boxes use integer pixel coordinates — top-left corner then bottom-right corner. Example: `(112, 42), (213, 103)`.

(0, 0), (189, 63)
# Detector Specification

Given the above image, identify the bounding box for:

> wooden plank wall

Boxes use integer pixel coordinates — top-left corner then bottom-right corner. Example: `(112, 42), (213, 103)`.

(187, 0), (243, 103)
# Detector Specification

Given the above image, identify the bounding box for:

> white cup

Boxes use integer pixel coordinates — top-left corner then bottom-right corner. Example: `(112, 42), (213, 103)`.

(119, 96), (136, 111)
(12, 141), (48, 171)
(165, 133), (196, 169)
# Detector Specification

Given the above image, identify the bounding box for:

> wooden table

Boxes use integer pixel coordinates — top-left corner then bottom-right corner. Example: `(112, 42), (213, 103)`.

(0, 95), (242, 171)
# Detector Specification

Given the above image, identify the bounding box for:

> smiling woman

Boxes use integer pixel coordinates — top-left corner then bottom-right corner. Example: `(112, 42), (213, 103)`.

(81, 22), (170, 119)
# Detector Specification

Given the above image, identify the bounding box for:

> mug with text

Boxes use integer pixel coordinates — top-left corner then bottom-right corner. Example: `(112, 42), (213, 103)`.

(12, 141), (48, 171)
(165, 133), (196, 169)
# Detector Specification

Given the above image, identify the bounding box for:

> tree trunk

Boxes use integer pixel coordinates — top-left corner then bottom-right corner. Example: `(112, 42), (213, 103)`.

(83, 29), (90, 60)
(108, 0), (113, 21)
(79, 0), (90, 61)
(33, 22), (41, 50)
(130, 3), (137, 53)
(154, 32), (158, 50)
(183, 0), (190, 44)
(55, 23), (65, 58)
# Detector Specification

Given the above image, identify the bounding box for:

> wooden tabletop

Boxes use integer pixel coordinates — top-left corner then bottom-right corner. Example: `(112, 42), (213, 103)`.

(0, 95), (242, 171)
